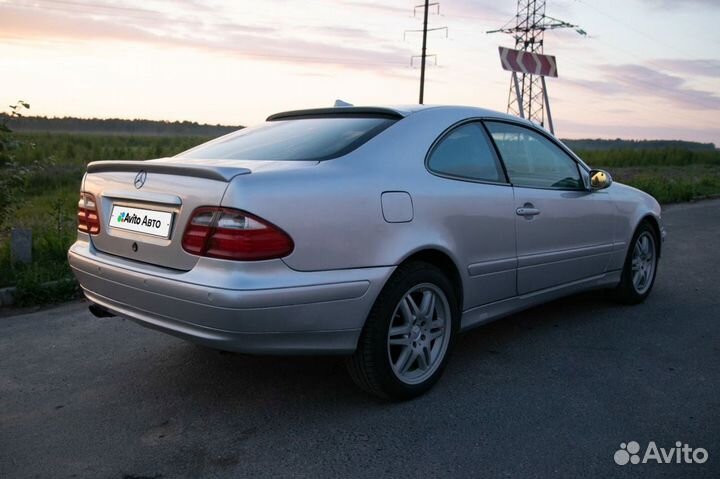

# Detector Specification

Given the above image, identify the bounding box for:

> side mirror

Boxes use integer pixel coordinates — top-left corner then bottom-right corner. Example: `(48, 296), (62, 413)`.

(589, 169), (613, 190)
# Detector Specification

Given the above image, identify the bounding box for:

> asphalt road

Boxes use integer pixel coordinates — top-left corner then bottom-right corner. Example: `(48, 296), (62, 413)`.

(2, 200), (719, 479)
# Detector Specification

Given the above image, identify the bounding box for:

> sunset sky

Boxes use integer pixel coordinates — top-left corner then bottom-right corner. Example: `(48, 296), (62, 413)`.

(1, 0), (719, 143)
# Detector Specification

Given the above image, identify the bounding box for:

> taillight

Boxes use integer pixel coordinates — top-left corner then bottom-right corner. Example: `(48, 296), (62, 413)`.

(182, 207), (294, 261)
(77, 192), (101, 234)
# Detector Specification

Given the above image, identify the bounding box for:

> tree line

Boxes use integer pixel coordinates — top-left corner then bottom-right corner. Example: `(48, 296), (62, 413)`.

(1, 115), (243, 137)
(3, 115), (718, 154)
(562, 138), (716, 152)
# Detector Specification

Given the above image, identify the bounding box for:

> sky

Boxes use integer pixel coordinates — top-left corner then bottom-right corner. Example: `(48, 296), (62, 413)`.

(1, 0), (719, 143)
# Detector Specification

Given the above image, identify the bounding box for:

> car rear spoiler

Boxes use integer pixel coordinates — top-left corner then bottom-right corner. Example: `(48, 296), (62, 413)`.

(267, 107), (405, 121)
(86, 160), (251, 182)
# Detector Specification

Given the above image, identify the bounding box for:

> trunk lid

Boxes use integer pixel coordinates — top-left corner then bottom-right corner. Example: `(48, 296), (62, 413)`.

(83, 157), (316, 270)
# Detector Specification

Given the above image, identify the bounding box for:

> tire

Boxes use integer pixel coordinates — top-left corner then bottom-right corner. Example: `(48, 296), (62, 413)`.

(346, 261), (460, 400)
(612, 221), (659, 304)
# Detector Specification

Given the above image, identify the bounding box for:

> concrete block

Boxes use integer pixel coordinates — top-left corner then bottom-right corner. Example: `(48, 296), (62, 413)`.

(11, 228), (32, 264)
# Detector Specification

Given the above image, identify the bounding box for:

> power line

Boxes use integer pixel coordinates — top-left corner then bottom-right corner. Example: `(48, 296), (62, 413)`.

(574, 0), (715, 65)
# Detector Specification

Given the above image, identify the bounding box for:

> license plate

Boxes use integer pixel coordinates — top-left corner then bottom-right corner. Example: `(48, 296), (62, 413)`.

(109, 205), (173, 238)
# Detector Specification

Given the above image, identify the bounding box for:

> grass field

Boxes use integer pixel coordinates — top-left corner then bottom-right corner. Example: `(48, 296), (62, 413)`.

(0, 133), (210, 302)
(578, 147), (720, 203)
(0, 131), (719, 303)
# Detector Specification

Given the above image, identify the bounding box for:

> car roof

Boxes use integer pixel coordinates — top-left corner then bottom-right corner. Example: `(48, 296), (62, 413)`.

(266, 105), (524, 123)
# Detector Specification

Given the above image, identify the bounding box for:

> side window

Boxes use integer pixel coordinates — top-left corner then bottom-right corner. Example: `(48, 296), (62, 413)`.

(428, 122), (505, 183)
(484, 121), (583, 190)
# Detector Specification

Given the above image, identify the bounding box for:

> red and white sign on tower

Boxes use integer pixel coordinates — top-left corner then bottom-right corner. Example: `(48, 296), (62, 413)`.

(489, 0), (585, 135)
(498, 46), (558, 77)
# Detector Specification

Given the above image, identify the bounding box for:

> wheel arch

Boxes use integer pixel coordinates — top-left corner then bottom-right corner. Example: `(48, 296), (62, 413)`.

(638, 214), (663, 258)
(396, 248), (464, 310)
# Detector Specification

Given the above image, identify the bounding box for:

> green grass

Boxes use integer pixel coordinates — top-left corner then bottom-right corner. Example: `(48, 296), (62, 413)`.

(606, 164), (720, 204)
(0, 133), (719, 304)
(576, 148), (720, 168)
(12, 132), (208, 195)
(0, 133), (210, 299)
(576, 147), (720, 202)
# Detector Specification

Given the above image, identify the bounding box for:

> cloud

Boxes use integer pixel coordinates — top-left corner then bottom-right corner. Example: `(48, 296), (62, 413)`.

(559, 77), (624, 95)
(0, 2), (411, 70)
(339, 1), (409, 16)
(310, 26), (377, 39)
(655, 59), (720, 78)
(0, 7), (161, 44)
(343, 0), (513, 25)
(640, 0), (720, 8)
(445, 0), (515, 24)
(560, 63), (720, 111)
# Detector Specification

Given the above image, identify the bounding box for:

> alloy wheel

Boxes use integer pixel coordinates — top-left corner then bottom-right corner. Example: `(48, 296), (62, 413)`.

(631, 231), (656, 294)
(387, 283), (451, 385)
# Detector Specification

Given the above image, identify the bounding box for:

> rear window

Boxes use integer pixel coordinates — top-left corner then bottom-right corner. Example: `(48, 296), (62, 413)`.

(179, 116), (396, 161)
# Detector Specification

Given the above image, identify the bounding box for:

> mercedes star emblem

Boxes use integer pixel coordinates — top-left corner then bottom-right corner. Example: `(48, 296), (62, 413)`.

(134, 170), (147, 189)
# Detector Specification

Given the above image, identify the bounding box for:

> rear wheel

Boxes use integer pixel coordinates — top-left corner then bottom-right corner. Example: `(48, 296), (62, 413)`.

(613, 222), (659, 304)
(346, 261), (459, 400)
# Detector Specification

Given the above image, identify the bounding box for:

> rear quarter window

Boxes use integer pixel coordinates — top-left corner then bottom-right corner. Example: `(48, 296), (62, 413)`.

(179, 116), (396, 161)
(427, 122), (505, 183)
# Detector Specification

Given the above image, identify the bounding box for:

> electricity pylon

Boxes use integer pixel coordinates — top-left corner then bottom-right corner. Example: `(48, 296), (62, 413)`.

(488, 0), (585, 128)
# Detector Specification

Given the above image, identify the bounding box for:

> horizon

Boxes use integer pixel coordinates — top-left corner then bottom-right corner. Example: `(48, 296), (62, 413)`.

(5, 113), (720, 147)
(1, 0), (719, 144)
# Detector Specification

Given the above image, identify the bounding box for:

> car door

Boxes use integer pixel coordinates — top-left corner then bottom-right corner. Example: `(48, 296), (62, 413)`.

(425, 121), (518, 308)
(484, 120), (616, 295)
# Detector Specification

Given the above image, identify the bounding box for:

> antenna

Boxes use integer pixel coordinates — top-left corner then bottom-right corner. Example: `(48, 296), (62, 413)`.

(405, 1), (447, 104)
(488, 0), (585, 132)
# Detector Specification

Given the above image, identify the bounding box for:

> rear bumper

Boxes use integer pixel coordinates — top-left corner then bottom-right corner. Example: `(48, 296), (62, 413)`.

(68, 239), (393, 354)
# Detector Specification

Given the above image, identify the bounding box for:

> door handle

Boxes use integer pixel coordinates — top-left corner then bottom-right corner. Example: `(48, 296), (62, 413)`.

(516, 206), (540, 217)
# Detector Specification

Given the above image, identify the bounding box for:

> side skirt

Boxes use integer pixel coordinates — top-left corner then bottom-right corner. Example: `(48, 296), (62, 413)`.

(459, 270), (622, 332)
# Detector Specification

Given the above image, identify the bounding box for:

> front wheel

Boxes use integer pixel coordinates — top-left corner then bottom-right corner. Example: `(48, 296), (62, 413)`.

(612, 222), (659, 304)
(346, 262), (459, 400)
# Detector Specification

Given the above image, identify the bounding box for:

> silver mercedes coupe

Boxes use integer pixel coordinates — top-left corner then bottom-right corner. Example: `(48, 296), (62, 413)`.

(68, 105), (664, 399)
